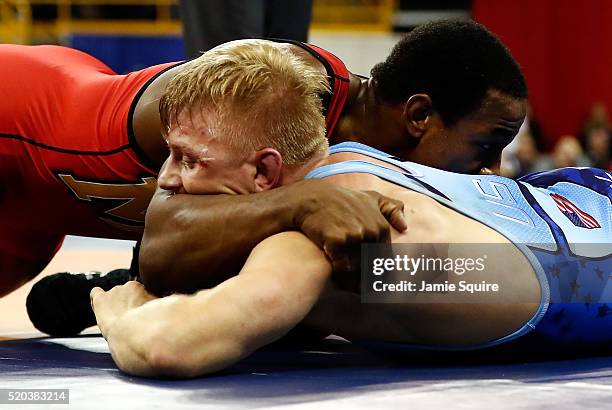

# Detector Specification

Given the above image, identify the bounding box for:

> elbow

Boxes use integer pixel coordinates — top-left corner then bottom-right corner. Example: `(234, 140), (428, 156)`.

(139, 194), (192, 293)
(138, 239), (170, 297)
(139, 239), (206, 296)
(141, 343), (202, 379)
(108, 315), (204, 379)
(140, 335), (245, 379)
(140, 196), (220, 295)
(111, 336), (200, 379)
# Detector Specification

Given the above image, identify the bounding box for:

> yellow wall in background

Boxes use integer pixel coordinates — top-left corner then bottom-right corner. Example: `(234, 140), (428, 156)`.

(0, 0), (397, 44)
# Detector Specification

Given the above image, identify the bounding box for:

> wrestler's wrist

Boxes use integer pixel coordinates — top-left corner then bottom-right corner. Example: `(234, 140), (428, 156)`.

(285, 179), (328, 230)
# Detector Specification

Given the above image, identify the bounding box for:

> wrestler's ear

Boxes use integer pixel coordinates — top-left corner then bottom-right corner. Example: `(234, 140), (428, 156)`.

(253, 148), (282, 191)
(402, 94), (433, 140)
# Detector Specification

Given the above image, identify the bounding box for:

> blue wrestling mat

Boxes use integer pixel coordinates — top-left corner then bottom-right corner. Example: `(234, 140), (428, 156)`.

(2, 335), (612, 409)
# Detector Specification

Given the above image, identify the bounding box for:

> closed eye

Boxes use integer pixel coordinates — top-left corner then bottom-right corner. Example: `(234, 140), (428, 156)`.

(476, 142), (493, 152)
(181, 159), (197, 169)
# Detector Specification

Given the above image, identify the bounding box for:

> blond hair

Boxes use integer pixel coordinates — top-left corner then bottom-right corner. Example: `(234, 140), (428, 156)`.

(159, 41), (330, 165)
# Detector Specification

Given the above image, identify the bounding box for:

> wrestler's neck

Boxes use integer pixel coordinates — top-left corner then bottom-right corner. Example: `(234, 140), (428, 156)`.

(277, 150), (385, 187)
(330, 76), (406, 154)
(277, 153), (329, 186)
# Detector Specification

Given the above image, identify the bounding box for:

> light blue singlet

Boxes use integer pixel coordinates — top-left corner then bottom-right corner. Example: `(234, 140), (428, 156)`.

(305, 142), (612, 349)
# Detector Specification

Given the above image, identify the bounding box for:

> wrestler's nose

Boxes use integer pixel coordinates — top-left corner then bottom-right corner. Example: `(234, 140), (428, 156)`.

(488, 156), (502, 175)
(480, 155), (502, 175)
(158, 161), (183, 193)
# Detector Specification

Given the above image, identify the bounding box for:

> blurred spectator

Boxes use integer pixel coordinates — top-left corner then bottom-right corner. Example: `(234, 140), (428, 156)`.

(501, 132), (540, 177)
(501, 104), (546, 177)
(583, 125), (612, 169)
(581, 101), (611, 139)
(504, 103), (612, 177)
(534, 135), (591, 171)
(179, 0), (314, 59)
(525, 104), (547, 152)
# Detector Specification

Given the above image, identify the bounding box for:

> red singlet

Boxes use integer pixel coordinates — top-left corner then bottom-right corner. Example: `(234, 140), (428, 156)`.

(0, 41), (351, 262)
(0, 45), (175, 260)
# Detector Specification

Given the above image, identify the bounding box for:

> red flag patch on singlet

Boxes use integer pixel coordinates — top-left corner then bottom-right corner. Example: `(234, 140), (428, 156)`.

(551, 193), (601, 229)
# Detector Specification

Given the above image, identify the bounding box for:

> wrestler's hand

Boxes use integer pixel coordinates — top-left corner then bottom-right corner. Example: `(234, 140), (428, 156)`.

(290, 180), (407, 272)
(90, 281), (157, 336)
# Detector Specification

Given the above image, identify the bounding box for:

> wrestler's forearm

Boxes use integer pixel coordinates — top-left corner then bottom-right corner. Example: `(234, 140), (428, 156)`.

(140, 174), (406, 295)
(108, 232), (331, 378)
(105, 286), (263, 379)
(103, 294), (204, 378)
(139, 186), (295, 294)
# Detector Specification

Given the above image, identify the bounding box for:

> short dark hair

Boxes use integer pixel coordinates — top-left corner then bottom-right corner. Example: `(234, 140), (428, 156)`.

(371, 19), (527, 125)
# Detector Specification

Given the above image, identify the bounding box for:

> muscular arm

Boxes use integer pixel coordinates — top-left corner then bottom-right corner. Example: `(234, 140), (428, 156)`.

(98, 232), (331, 378)
(141, 186), (293, 294)
(140, 178), (405, 295)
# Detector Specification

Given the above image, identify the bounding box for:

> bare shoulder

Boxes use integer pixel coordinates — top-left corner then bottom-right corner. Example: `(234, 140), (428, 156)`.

(319, 171), (450, 241)
(321, 171), (444, 211)
(245, 231), (331, 271)
(252, 231), (327, 262)
(320, 171), (386, 192)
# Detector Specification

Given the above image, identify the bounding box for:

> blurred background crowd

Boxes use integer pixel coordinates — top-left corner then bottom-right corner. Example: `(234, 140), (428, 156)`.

(501, 101), (612, 177)
(1, 0), (611, 176)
